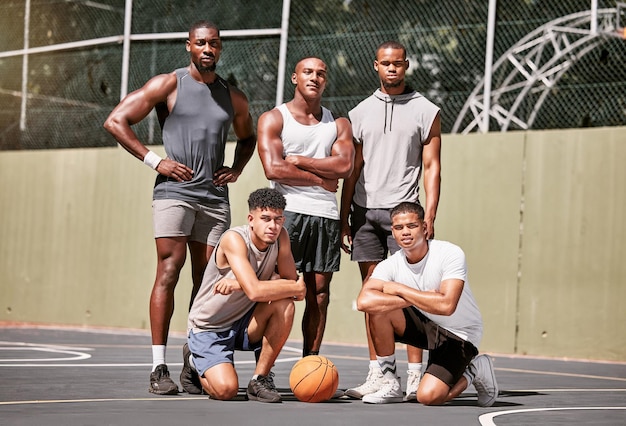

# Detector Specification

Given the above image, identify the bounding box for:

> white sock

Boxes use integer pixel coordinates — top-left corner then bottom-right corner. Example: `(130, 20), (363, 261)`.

(152, 345), (166, 371)
(369, 360), (380, 370)
(376, 354), (397, 380)
(408, 362), (423, 373)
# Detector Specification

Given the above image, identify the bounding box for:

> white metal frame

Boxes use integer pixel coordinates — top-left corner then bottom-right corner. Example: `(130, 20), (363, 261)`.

(453, 4), (625, 134)
(2, 0), (292, 131)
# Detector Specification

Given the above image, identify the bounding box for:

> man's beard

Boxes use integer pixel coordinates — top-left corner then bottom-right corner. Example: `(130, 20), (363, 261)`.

(382, 79), (403, 90)
(193, 60), (216, 73)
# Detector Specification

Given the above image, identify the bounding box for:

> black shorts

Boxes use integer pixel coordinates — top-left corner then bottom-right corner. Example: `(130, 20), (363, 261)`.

(394, 306), (478, 388)
(284, 211), (340, 273)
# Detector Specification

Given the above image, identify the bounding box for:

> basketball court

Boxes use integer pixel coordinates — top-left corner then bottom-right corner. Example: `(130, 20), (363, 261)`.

(1, 325), (625, 425)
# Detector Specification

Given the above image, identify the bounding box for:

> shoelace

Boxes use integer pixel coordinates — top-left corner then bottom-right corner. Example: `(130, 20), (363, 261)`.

(260, 372), (277, 391)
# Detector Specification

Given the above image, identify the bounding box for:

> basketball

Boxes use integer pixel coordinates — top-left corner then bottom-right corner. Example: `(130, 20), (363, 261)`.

(289, 355), (339, 403)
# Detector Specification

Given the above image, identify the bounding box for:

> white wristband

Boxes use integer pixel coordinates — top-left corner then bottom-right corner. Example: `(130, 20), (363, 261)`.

(143, 150), (163, 170)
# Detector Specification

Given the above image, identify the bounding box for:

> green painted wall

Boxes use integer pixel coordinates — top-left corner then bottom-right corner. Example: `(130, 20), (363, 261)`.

(1, 127), (624, 361)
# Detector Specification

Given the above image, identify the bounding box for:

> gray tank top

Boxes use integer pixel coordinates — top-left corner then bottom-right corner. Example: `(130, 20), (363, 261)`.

(187, 226), (280, 333)
(153, 68), (234, 204)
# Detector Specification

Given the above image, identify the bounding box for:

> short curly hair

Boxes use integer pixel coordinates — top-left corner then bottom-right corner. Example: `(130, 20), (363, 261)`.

(247, 188), (286, 211)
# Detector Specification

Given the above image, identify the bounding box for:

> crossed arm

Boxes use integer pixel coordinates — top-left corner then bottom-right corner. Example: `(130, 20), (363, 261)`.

(257, 110), (354, 192)
(356, 277), (464, 317)
(214, 229), (306, 302)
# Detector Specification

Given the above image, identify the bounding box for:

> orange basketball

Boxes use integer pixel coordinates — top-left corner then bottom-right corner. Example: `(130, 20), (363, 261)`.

(289, 355), (339, 403)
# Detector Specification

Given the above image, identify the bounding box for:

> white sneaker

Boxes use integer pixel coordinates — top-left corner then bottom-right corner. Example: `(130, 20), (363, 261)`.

(344, 367), (385, 399)
(362, 375), (403, 404)
(403, 369), (422, 401)
(470, 354), (498, 407)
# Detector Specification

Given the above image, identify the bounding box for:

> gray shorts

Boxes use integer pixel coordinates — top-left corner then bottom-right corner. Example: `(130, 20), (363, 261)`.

(187, 307), (260, 377)
(284, 211), (340, 273)
(152, 199), (230, 246)
(349, 203), (400, 262)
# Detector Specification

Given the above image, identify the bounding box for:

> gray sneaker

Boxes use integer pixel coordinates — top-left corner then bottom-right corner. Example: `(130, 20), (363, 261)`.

(247, 372), (282, 403)
(149, 364), (179, 395)
(362, 375), (403, 404)
(345, 367), (385, 399)
(470, 354), (498, 407)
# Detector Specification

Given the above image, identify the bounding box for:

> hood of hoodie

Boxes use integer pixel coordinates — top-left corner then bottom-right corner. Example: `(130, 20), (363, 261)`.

(373, 88), (423, 134)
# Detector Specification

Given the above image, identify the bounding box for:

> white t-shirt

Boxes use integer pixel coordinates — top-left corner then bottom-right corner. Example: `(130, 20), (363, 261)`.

(370, 240), (483, 348)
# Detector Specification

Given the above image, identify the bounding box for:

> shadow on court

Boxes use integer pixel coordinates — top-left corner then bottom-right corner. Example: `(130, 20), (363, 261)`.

(1, 325), (625, 426)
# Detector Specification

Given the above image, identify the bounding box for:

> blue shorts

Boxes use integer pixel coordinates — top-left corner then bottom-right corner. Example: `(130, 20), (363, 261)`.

(187, 306), (261, 377)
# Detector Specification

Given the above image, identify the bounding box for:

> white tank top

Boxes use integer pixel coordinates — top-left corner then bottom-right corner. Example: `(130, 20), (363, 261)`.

(270, 103), (339, 220)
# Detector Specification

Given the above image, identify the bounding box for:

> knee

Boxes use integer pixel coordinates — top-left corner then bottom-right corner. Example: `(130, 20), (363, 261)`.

(207, 384), (238, 401)
(417, 388), (446, 406)
(203, 377), (239, 401)
(272, 298), (295, 320)
(316, 290), (330, 308)
(156, 259), (183, 288)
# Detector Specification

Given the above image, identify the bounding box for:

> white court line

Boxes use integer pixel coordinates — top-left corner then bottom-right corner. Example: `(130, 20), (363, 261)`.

(0, 397), (206, 406)
(498, 367), (626, 382)
(0, 341), (92, 362)
(479, 407), (626, 426)
(0, 341), (302, 367)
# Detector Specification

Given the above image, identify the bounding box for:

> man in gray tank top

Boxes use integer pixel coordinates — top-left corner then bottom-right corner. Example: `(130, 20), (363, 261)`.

(181, 188), (306, 402)
(104, 20), (256, 395)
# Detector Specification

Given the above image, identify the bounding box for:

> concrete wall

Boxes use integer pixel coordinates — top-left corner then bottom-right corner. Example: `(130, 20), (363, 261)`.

(1, 127), (624, 361)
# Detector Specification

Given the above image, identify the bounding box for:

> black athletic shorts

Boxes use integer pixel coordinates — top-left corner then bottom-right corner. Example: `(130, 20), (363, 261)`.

(284, 211), (340, 273)
(394, 306), (478, 388)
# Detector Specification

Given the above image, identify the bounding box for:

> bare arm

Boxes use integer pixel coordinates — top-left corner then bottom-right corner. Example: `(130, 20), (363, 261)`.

(218, 230), (306, 302)
(356, 277), (463, 316)
(285, 116), (355, 179)
(103, 73), (193, 182)
(213, 86), (257, 186)
(257, 109), (338, 192)
(339, 141), (363, 253)
(422, 113), (442, 239)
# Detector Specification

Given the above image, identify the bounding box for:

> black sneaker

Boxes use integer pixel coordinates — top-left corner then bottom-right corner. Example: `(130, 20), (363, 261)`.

(180, 343), (203, 394)
(246, 372), (282, 403)
(149, 364), (179, 395)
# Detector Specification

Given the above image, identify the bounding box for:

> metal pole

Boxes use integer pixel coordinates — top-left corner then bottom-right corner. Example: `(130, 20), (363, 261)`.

(590, 0), (598, 34)
(275, 0), (291, 107)
(120, 0), (133, 100)
(19, 0), (31, 131)
(482, 0), (497, 133)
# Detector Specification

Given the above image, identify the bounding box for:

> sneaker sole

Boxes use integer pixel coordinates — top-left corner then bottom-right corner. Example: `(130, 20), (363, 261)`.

(403, 392), (417, 402)
(344, 389), (366, 399)
(246, 394), (282, 403)
(362, 396), (403, 404)
(148, 386), (179, 395)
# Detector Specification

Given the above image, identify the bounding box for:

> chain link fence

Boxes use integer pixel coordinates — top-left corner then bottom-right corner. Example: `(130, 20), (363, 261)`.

(1, 0), (624, 149)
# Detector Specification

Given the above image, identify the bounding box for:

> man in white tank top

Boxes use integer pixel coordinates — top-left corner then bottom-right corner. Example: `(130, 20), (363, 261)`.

(257, 57), (355, 357)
